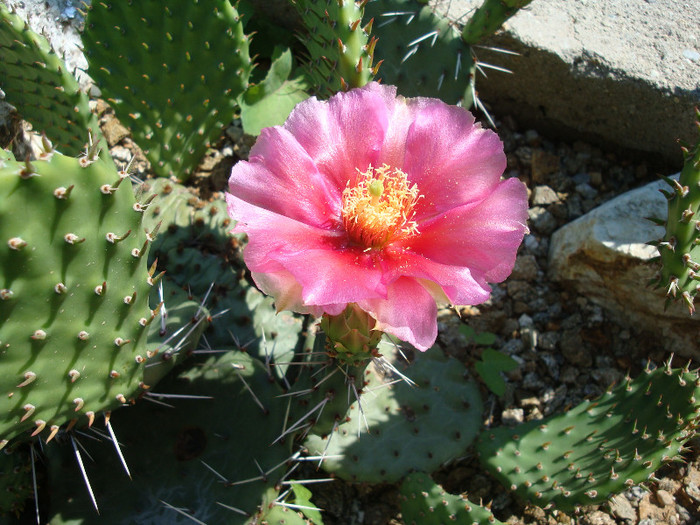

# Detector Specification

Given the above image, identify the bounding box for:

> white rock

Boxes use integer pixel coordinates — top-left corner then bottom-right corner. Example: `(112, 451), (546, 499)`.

(549, 174), (700, 358)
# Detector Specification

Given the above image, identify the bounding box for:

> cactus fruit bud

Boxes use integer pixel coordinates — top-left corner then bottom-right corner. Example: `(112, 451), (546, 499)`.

(321, 304), (383, 365)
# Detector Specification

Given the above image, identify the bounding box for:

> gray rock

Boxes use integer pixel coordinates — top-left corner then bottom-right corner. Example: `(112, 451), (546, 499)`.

(549, 175), (700, 359)
(532, 185), (559, 206)
(528, 206), (558, 234)
(501, 407), (524, 426)
(438, 0), (700, 164)
(610, 493), (637, 522)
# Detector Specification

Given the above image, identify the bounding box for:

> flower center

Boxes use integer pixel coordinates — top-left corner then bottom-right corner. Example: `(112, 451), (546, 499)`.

(341, 164), (421, 250)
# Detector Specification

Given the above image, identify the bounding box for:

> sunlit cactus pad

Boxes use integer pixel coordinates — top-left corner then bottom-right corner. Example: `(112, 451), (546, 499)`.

(653, 109), (700, 313)
(295, 0), (376, 95)
(83, 0), (252, 180)
(476, 361), (700, 511)
(46, 352), (293, 524)
(400, 471), (505, 525)
(0, 149), (155, 446)
(0, 4), (98, 155)
(304, 346), (483, 482)
(366, 0), (475, 105)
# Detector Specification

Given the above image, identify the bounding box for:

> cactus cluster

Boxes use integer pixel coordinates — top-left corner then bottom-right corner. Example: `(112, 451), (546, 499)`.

(1, 2), (698, 524)
(400, 471), (505, 525)
(0, 3), (101, 156)
(294, 0), (378, 94)
(653, 109), (700, 313)
(304, 345), (483, 483)
(0, 143), (157, 447)
(82, 0), (253, 180)
(476, 359), (700, 511)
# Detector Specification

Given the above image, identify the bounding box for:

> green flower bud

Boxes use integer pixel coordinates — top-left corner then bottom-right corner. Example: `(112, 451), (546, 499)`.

(320, 304), (383, 366)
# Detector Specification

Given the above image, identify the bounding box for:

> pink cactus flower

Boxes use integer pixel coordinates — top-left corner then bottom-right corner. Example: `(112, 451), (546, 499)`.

(226, 83), (528, 351)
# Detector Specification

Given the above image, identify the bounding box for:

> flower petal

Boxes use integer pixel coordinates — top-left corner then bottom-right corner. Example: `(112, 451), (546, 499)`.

(252, 270), (346, 317)
(358, 277), (438, 351)
(383, 247), (492, 306)
(283, 85), (393, 191)
(399, 99), (507, 220)
(228, 193), (389, 306)
(228, 126), (341, 229)
(405, 177), (529, 283)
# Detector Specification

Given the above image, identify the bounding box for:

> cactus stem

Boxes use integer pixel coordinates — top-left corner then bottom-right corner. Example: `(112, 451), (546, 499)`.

(54, 185), (74, 199)
(70, 434), (100, 513)
(8, 236), (28, 250)
(31, 420), (46, 437)
(46, 425), (59, 443)
(21, 404), (36, 422)
(64, 233), (86, 245)
(106, 229), (132, 243)
(20, 157), (37, 179)
(17, 371), (37, 387)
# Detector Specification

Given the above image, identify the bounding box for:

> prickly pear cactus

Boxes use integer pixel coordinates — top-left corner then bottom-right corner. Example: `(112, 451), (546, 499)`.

(143, 178), (309, 377)
(0, 443), (35, 517)
(294, 0), (378, 95)
(366, 0), (476, 106)
(476, 360), (700, 511)
(82, 0), (253, 180)
(461, 0), (534, 45)
(0, 145), (157, 446)
(304, 345), (483, 482)
(0, 4), (101, 156)
(400, 472), (505, 525)
(47, 352), (294, 524)
(654, 109), (700, 313)
(142, 280), (211, 389)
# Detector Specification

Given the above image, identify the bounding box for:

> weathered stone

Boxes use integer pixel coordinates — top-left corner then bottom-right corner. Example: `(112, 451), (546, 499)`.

(549, 175), (700, 359)
(609, 494), (636, 522)
(532, 185), (560, 206)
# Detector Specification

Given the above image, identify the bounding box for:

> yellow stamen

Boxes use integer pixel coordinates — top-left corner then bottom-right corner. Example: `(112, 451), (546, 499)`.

(341, 164), (421, 249)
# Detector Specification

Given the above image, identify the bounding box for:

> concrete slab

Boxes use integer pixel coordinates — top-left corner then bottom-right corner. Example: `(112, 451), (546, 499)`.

(436, 0), (700, 168)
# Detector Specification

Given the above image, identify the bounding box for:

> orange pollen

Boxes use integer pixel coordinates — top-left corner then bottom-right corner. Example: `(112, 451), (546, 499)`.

(341, 164), (421, 249)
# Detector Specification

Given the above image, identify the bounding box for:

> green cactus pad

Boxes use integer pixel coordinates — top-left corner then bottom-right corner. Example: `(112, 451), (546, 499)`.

(400, 472), (504, 525)
(654, 109), (700, 313)
(461, 0), (534, 45)
(0, 443), (34, 517)
(0, 4), (101, 156)
(83, 0), (252, 180)
(142, 279), (211, 389)
(476, 361), (700, 511)
(295, 0), (377, 95)
(366, 0), (476, 105)
(0, 149), (155, 446)
(304, 345), (483, 483)
(46, 352), (293, 524)
(143, 178), (309, 377)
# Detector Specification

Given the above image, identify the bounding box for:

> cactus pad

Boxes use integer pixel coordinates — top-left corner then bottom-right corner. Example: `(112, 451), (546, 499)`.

(476, 360), (700, 511)
(83, 0), (252, 180)
(46, 352), (294, 524)
(654, 109), (700, 313)
(295, 0), (377, 95)
(366, 0), (476, 105)
(400, 471), (504, 525)
(0, 4), (100, 156)
(143, 178), (309, 376)
(304, 345), (483, 482)
(0, 148), (156, 446)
